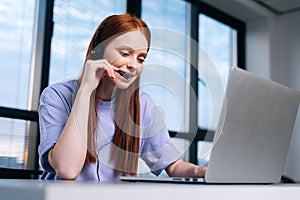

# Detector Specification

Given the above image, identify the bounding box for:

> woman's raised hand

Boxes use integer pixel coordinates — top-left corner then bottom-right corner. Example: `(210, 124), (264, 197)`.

(80, 59), (119, 93)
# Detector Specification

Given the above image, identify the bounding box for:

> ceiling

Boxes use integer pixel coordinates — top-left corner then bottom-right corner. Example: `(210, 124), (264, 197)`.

(199, 0), (300, 22)
(254, 0), (300, 14)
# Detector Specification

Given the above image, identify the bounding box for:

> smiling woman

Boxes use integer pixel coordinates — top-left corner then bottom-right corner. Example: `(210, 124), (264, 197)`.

(38, 13), (208, 181)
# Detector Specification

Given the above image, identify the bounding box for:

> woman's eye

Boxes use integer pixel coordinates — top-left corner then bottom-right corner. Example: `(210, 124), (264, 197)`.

(138, 58), (145, 63)
(120, 51), (129, 56)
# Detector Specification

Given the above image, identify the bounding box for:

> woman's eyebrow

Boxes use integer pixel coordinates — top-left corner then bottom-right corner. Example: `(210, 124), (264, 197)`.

(139, 52), (147, 58)
(118, 46), (147, 57)
(118, 46), (131, 50)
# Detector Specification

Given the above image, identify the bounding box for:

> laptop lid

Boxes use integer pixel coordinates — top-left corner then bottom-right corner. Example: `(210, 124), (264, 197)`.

(205, 67), (300, 183)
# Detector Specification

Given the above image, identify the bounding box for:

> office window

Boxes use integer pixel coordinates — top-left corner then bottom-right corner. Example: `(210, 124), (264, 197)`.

(0, 118), (38, 169)
(198, 14), (237, 131)
(141, 0), (188, 133)
(139, 0), (190, 174)
(197, 14), (238, 164)
(49, 0), (126, 85)
(0, 0), (37, 170)
(0, 0), (35, 110)
(0, 118), (26, 168)
(0, 0), (246, 175)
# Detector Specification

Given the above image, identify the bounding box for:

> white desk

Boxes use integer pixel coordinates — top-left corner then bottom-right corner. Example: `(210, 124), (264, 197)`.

(1, 179), (300, 200)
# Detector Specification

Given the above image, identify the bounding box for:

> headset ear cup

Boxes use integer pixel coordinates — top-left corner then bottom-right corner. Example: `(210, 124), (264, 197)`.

(88, 45), (103, 60)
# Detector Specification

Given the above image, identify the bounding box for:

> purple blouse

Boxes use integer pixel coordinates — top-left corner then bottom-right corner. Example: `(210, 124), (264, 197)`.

(38, 80), (181, 181)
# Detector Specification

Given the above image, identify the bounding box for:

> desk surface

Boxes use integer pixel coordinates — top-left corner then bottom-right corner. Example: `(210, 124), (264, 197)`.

(1, 179), (300, 200)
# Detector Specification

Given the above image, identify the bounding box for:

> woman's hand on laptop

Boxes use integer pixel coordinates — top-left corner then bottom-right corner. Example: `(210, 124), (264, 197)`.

(195, 163), (208, 177)
(166, 159), (208, 178)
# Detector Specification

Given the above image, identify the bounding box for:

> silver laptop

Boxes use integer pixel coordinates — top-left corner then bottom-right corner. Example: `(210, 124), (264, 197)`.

(121, 67), (300, 184)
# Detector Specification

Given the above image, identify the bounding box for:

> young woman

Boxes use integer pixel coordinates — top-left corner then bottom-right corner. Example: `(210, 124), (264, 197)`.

(38, 13), (207, 181)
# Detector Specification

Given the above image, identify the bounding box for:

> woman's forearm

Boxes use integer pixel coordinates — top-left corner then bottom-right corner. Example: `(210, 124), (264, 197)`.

(48, 87), (91, 180)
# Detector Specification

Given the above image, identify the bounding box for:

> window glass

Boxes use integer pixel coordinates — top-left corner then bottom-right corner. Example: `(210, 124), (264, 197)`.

(0, 0), (35, 110)
(197, 14), (238, 165)
(197, 140), (212, 166)
(0, 0), (36, 170)
(49, 0), (126, 85)
(198, 14), (237, 130)
(141, 0), (188, 132)
(0, 117), (38, 170)
(141, 0), (189, 165)
(0, 117), (26, 169)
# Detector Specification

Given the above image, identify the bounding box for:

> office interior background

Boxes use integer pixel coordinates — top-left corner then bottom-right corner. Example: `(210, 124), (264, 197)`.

(0, 0), (300, 181)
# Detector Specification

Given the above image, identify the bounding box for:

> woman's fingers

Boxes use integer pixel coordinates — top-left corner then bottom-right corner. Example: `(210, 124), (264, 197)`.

(81, 59), (118, 92)
(195, 164), (208, 177)
(94, 60), (118, 79)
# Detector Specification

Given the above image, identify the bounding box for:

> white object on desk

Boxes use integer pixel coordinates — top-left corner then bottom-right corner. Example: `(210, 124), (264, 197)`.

(1, 179), (300, 200)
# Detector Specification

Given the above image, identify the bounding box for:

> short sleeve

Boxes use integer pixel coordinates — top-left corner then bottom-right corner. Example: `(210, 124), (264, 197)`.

(139, 92), (181, 176)
(38, 81), (76, 171)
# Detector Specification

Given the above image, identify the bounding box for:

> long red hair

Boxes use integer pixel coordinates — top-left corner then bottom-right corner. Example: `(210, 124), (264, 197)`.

(79, 14), (151, 176)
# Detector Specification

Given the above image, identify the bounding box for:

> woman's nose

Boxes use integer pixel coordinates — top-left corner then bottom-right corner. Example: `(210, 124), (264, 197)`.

(127, 56), (138, 69)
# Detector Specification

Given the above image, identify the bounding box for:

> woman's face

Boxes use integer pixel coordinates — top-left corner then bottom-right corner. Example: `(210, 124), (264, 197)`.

(102, 30), (148, 89)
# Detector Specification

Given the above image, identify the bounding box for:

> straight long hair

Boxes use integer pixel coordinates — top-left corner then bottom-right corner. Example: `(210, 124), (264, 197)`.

(79, 14), (151, 176)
